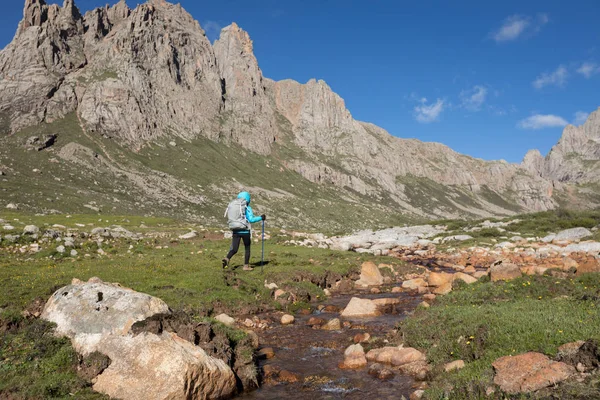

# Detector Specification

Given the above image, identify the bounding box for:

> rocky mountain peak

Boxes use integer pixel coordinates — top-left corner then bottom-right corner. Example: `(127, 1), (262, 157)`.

(21, 0), (48, 32)
(521, 149), (544, 176)
(521, 107), (600, 184)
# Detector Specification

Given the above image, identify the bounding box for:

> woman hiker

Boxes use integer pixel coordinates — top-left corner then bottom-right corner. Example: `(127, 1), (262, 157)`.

(222, 191), (266, 271)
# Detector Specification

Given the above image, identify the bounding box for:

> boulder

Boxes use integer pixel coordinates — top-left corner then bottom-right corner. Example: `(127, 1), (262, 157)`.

(94, 332), (236, 400)
(341, 297), (380, 317)
(490, 262), (522, 282)
(354, 261), (384, 287)
(554, 228), (592, 242)
(492, 352), (575, 394)
(41, 278), (171, 354)
(340, 344), (367, 369)
(42, 278), (236, 400)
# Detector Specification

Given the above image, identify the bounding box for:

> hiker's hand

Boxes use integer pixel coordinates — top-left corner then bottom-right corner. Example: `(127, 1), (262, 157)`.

(261, 214), (266, 221)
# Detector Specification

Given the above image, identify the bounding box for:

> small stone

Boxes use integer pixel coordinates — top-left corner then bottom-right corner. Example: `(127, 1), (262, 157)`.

(368, 363), (394, 380)
(281, 314), (294, 325)
(278, 370), (300, 383)
(353, 332), (371, 344)
(322, 318), (341, 331)
(402, 278), (427, 290)
(423, 294), (436, 302)
(5, 203), (18, 210)
(23, 225), (39, 234)
(419, 301), (430, 309)
(340, 344), (367, 369)
(178, 231), (197, 240)
(444, 360), (465, 372)
(70, 250), (78, 257)
(433, 282), (452, 295)
(391, 287), (403, 293)
(274, 289), (286, 299)
(307, 317), (325, 327)
(215, 313), (235, 327)
(97, 248), (106, 256)
(264, 282), (278, 290)
(257, 347), (275, 359)
(410, 390), (425, 400)
(56, 245), (66, 254)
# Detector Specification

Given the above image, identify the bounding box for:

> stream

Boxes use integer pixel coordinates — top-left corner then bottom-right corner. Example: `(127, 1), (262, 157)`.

(240, 289), (424, 399)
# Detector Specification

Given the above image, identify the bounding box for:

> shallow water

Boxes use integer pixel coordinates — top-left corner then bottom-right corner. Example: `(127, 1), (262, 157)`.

(239, 290), (423, 399)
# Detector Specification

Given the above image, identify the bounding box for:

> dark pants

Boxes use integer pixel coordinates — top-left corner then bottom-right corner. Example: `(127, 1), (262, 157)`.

(226, 232), (251, 265)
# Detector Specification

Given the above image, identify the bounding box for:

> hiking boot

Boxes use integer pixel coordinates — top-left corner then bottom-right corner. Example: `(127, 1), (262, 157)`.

(222, 258), (229, 269)
(243, 264), (253, 271)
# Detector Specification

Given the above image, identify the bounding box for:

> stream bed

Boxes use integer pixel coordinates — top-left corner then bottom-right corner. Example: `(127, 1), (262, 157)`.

(240, 289), (424, 399)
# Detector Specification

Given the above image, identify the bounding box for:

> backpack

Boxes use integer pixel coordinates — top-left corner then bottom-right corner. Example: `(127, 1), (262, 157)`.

(224, 198), (250, 231)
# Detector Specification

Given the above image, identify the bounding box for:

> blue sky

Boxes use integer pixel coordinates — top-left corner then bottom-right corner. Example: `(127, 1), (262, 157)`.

(2, 0), (600, 163)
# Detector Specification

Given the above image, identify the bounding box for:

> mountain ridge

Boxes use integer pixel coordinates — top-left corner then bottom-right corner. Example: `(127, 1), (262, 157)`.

(0, 0), (598, 228)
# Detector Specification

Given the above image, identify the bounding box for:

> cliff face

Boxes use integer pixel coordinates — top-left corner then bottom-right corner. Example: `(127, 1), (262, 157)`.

(0, 0), (595, 221)
(531, 109), (600, 184)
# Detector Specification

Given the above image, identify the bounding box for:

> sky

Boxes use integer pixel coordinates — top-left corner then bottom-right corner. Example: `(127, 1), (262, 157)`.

(1, 0), (600, 163)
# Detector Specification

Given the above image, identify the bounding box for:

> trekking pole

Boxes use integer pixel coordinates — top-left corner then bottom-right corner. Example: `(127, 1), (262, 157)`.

(261, 220), (265, 273)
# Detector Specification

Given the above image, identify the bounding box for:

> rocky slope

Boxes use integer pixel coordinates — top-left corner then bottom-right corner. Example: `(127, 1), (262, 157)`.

(0, 0), (598, 227)
(523, 108), (600, 184)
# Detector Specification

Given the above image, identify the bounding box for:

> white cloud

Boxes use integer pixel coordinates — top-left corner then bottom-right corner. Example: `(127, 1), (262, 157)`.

(492, 13), (549, 43)
(460, 85), (488, 111)
(518, 114), (569, 130)
(532, 65), (568, 89)
(202, 20), (223, 42)
(414, 99), (445, 123)
(573, 111), (589, 125)
(576, 62), (600, 78)
(493, 15), (529, 42)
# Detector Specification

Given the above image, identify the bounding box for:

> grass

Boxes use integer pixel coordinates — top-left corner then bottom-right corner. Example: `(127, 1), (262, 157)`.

(0, 317), (107, 399)
(397, 275), (600, 399)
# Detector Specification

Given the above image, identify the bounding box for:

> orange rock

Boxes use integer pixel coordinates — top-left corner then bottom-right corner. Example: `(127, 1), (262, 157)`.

(493, 352), (574, 394)
(427, 272), (453, 287)
(491, 262), (522, 282)
(576, 256), (600, 276)
(433, 282), (452, 295)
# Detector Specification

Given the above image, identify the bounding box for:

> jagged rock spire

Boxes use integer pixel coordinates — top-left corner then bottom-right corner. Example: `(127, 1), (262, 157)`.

(22, 0), (47, 30)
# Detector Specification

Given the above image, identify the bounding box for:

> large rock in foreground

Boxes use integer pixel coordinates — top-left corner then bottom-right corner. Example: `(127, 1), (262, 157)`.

(42, 277), (171, 354)
(94, 331), (236, 400)
(42, 278), (237, 400)
(493, 352), (574, 394)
